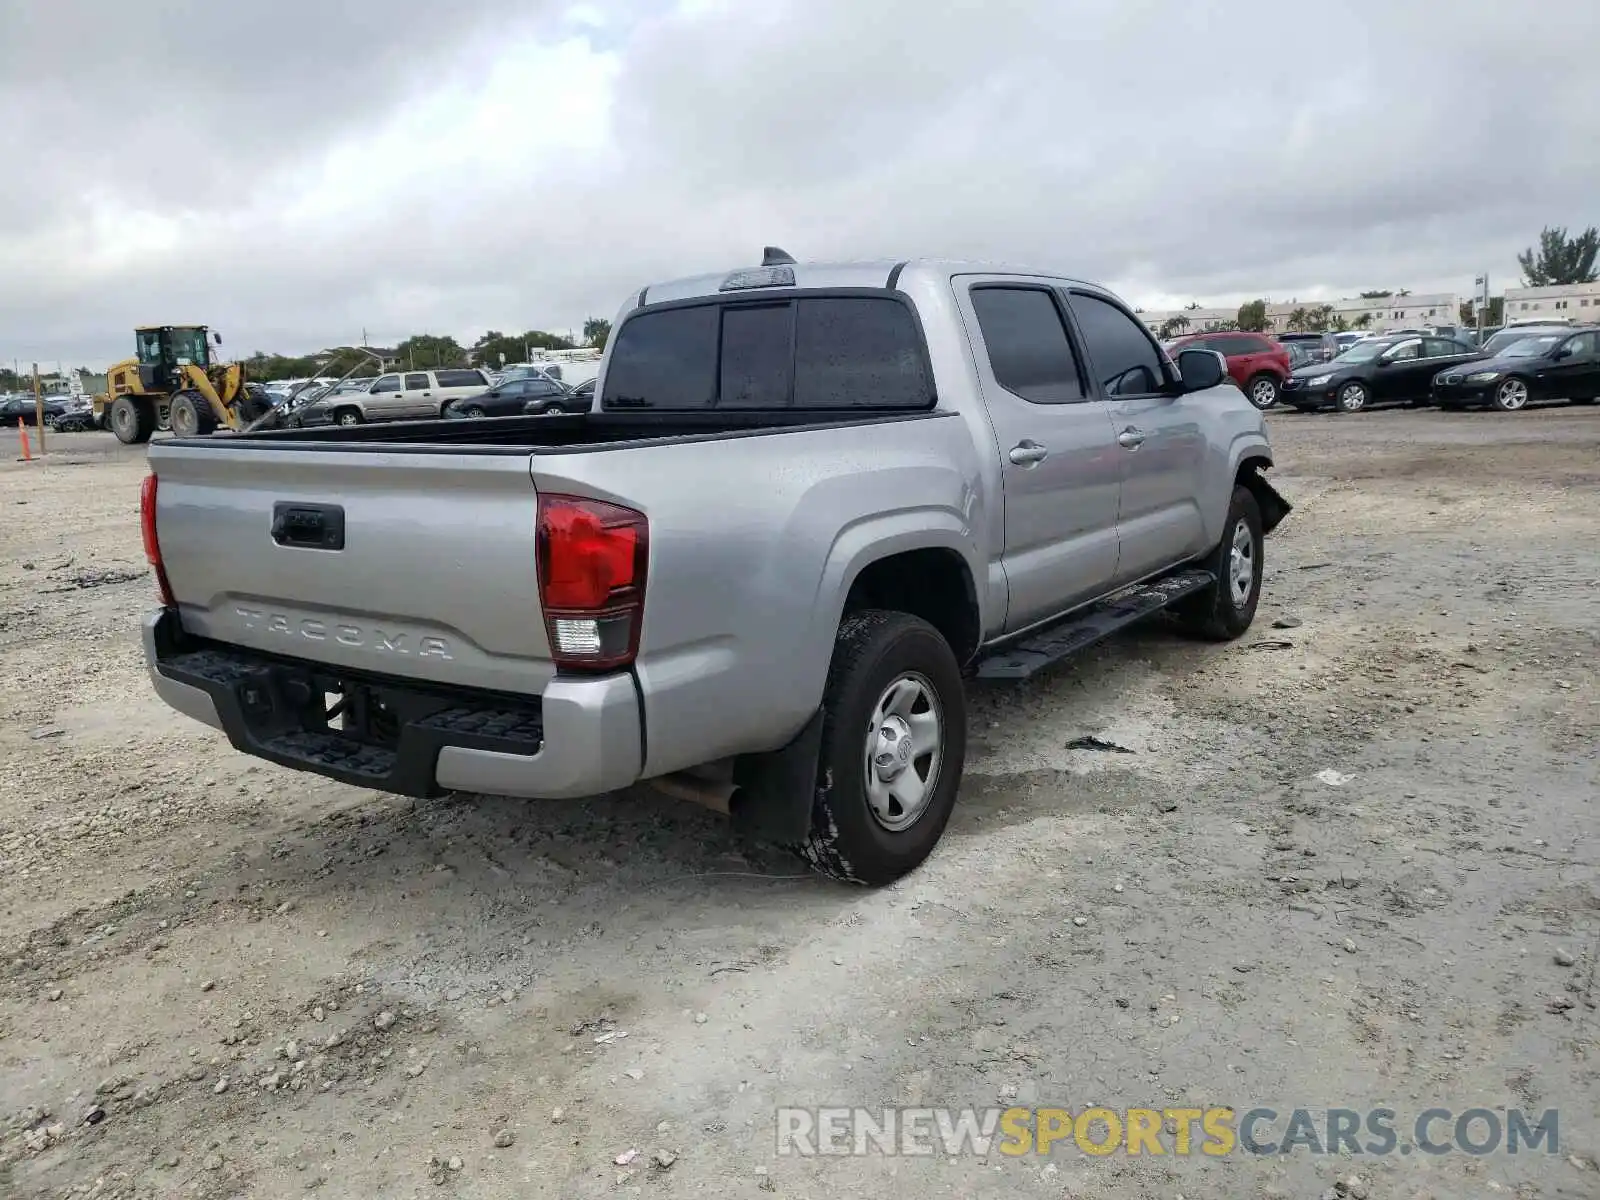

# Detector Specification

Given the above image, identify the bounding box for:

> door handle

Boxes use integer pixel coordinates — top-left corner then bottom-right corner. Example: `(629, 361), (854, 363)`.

(1117, 427), (1146, 450)
(1008, 440), (1049, 466)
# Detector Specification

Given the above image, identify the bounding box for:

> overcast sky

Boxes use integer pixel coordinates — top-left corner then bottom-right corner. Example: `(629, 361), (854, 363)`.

(3, 0), (1597, 369)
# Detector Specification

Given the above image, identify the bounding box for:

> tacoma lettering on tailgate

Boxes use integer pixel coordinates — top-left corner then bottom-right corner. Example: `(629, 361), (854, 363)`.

(233, 606), (453, 660)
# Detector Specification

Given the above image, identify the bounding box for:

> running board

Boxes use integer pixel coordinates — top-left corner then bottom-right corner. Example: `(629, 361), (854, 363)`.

(973, 570), (1215, 681)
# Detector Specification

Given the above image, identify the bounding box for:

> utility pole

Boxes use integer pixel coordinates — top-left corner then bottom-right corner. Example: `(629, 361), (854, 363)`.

(1474, 274), (1489, 343)
(32, 363), (45, 453)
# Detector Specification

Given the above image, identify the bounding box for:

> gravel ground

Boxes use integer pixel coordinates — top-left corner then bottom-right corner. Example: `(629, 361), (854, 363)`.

(2, 410), (1598, 1200)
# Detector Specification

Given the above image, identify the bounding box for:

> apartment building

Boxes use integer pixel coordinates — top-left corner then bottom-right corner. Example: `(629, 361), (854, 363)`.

(1142, 291), (1463, 338)
(1500, 281), (1600, 322)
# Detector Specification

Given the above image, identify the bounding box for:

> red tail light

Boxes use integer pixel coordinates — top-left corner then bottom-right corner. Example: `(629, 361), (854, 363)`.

(535, 494), (648, 671)
(140, 473), (175, 607)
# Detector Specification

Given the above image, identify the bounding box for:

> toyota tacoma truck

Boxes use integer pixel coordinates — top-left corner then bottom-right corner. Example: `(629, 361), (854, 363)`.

(140, 251), (1290, 886)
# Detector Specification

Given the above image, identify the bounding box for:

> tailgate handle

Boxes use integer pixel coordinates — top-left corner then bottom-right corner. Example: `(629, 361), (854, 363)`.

(271, 502), (345, 551)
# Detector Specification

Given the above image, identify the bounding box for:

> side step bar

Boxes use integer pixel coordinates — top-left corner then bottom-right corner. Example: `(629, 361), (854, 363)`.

(974, 569), (1215, 681)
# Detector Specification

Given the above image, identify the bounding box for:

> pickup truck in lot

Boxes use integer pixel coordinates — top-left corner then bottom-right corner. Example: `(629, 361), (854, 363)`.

(140, 252), (1290, 885)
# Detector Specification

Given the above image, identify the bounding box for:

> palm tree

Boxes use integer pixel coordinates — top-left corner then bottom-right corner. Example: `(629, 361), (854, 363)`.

(1286, 307), (1310, 332)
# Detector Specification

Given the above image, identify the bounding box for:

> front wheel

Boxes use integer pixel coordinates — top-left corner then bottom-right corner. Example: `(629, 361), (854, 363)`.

(109, 395), (156, 445)
(793, 611), (967, 886)
(1492, 378), (1530, 412)
(1246, 374), (1280, 410)
(168, 391), (213, 438)
(1176, 485), (1264, 641)
(540, 402), (566, 416)
(459, 405), (486, 419)
(335, 408), (364, 426)
(1334, 381), (1367, 413)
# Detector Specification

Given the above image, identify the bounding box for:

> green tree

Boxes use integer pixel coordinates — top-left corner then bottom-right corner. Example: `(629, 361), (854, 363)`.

(1353, 313), (1374, 330)
(1460, 297), (1505, 327)
(1358, 290), (1393, 299)
(1157, 314), (1191, 340)
(1307, 305), (1336, 332)
(395, 334), (467, 370)
(583, 317), (612, 351)
(1285, 307), (1309, 332)
(1236, 299), (1269, 332)
(472, 330), (526, 369)
(1517, 225), (1600, 287)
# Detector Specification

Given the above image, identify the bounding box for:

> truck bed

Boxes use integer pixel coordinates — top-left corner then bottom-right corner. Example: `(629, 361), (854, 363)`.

(196, 408), (936, 454)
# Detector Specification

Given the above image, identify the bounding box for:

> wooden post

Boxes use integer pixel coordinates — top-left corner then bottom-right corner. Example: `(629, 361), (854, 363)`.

(32, 363), (45, 455)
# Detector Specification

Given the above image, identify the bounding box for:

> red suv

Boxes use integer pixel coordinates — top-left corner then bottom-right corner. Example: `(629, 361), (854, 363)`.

(1164, 331), (1291, 410)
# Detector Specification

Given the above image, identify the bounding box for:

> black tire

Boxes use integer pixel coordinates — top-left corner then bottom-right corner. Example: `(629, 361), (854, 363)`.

(335, 407), (364, 426)
(168, 391), (215, 438)
(1175, 485), (1264, 641)
(1333, 381), (1367, 414)
(1245, 374), (1280, 411)
(540, 402), (565, 416)
(792, 611), (967, 886)
(460, 405), (487, 418)
(109, 395), (156, 445)
(1491, 378), (1531, 412)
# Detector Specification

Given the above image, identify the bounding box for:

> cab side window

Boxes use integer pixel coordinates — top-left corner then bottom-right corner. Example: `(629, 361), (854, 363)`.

(1068, 293), (1166, 397)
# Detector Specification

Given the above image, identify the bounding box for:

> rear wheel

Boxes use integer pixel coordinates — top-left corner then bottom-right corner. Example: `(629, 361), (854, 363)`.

(1492, 378), (1530, 411)
(540, 402), (565, 416)
(335, 407), (364, 426)
(460, 405), (486, 418)
(109, 395), (156, 445)
(1246, 374), (1280, 410)
(792, 611), (966, 886)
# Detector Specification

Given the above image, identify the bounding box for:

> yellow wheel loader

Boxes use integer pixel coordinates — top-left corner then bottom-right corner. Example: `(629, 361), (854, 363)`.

(99, 325), (270, 444)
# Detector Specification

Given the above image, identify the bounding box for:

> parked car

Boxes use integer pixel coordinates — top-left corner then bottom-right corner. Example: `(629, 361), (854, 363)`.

(48, 398), (97, 432)
(139, 253), (1290, 885)
(1165, 331), (1291, 409)
(1277, 331), (1340, 364)
(300, 368), (495, 426)
(1283, 342), (1320, 370)
(1476, 323), (1573, 358)
(444, 374), (576, 418)
(1431, 326), (1600, 412)
(1281, 334), (1480, 413)
(0, 395), (72, 426)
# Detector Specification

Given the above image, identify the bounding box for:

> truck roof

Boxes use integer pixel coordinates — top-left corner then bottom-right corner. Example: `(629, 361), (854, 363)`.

(631, 256), (1108, 308)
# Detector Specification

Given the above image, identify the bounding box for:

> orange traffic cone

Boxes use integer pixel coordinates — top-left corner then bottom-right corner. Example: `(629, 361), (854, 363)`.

(16, 418), (31, 461)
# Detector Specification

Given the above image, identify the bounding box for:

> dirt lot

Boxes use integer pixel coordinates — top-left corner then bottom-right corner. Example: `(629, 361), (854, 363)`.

(2, 410), (1598, 1199)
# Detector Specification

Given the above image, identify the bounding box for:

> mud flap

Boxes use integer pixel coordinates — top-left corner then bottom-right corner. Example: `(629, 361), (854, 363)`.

(728, 707), (825, 843)
(1245, 473), (1293, 534)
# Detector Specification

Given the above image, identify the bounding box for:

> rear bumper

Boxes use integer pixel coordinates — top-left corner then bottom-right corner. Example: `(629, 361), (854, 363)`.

(142, 608), (641, 800)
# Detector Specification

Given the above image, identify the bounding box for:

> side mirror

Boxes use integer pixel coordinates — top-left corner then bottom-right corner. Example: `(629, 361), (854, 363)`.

(1553, 345), (1573, 361)
(212, 332), (223, 346)
(1176, 348), (1226, 392)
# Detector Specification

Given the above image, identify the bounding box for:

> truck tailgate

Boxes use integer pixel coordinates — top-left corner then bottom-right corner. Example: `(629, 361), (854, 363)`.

(149, 444), (555, 695)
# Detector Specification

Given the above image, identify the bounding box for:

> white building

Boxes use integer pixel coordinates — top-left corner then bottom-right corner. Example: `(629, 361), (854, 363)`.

(1501, 281), (1600, 323)
(1141, 291), (1463, 338)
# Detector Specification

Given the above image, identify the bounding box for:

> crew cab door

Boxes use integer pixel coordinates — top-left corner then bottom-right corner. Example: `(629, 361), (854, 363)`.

(1064, 290), (1209, 585)
(399, 372), (435, 419)
(957, 279), (1121, 632)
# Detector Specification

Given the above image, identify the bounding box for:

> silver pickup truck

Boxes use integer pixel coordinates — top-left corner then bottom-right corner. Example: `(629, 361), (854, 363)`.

(140, 252), (1290, 885)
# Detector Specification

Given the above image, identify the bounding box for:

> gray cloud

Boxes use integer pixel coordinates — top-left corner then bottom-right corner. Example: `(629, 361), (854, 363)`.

(3, 0), (1597, 368)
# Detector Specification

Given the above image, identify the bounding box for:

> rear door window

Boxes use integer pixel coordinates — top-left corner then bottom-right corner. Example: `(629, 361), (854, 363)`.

(404, 373), (430, 390)
(602, 293), (932, 410)
(435, 369), (485, 388)
(969, 286), (1085, 404)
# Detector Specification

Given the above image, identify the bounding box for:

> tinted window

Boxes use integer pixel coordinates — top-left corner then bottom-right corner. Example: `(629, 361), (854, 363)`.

(1564, 332), (1597, 357)
(969, 287), (1084, 404)
(602, 305), (719, 409)
(405, 373), (430, 390)
(372, 374), (400, 392)
(1387, 340), (1421, 361)
(435, 369), (484, 388)
(719, 304), (792, 408)
(525, 377), (564, 397)
(1069, 293), (1165, 396)
(1238, 335), (1273, 354)
(1421, 339), (1460, 359)
(793, 297), (932, 409)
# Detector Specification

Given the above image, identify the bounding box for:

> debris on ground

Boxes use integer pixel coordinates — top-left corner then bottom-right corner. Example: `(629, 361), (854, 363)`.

(1065, 735), (1136, 754)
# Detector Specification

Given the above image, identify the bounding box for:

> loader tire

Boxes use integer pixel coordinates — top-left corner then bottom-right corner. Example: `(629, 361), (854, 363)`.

(110, 396), (156, 445)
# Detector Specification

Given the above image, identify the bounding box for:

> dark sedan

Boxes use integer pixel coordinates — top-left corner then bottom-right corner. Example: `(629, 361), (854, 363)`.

(444, 374), (576, 418)
(1280, 334), (1480, 413)
(0, 395), (72, 426)
(1431, 327), (1600, 412)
